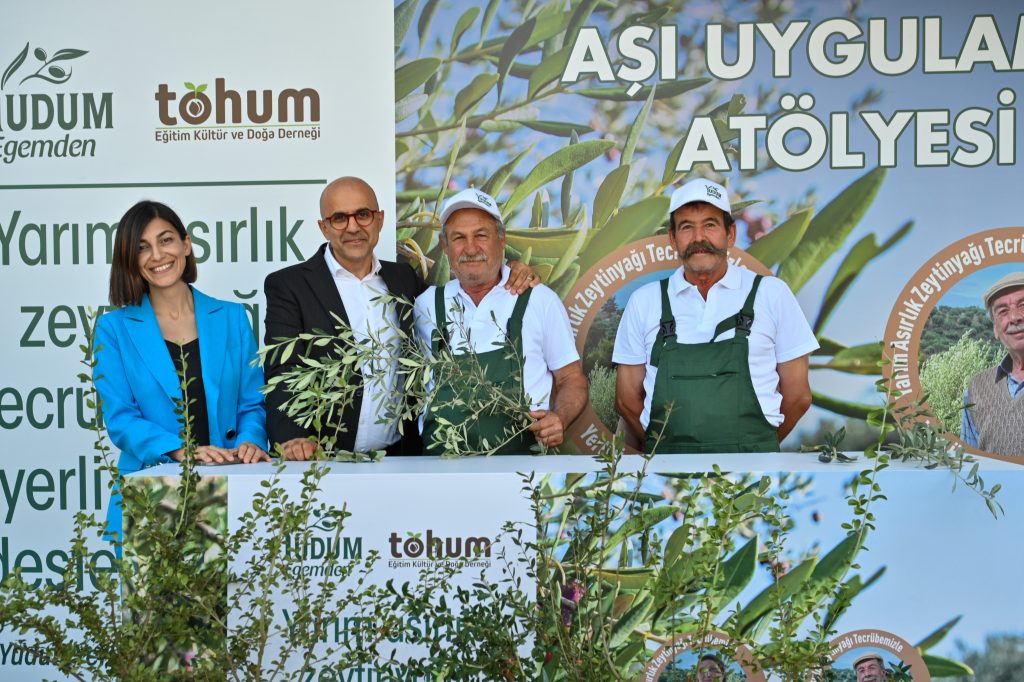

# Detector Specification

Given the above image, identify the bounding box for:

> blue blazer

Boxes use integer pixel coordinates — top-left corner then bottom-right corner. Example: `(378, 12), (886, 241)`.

(94, 287), (267, 476)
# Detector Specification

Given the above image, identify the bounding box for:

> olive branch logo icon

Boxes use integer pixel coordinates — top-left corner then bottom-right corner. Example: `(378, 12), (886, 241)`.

(308, 510), (338, 532)
(1, 42), (88, 90)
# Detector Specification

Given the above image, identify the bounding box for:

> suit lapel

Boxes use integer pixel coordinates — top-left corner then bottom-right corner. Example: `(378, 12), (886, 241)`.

(123, 295), (180, 401)
(194, 288), (224, 431)
(304, 243), (350, 330)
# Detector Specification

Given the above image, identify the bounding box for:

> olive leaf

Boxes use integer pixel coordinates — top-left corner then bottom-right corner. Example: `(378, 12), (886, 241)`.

(922, 653), (973, 677)
(49, 48), (88, 62)
(810, 343), (884, 375)
(481, 144), (535, 197)
(733, 555), (818, 635)
(576, 77), (710, 102)
(502, 139), (614, 219)
(811, 391), (876, 420)
(916, 615), (962, 652)
(745, 208), (814, 270)
(395, 57), (441, 101)
(417, 0), (439, 51)
(777, 167), (887, 293)
(394, 0), (419, 47)
(396, 94), (429, 123)
(449, 7), (480, 54)
(578, 196), (669, 274)
(453, 72), (498, 120)
(495, 17), (536, 103)
(620, 83), (655, 168)
(2, 43), (29, 89)
(527, 44), (571, 99)
(592, 164), (630, 231)
(519, 120), (593, 137)
(709, 536), (758, 609)
(813, 220), (913, 334)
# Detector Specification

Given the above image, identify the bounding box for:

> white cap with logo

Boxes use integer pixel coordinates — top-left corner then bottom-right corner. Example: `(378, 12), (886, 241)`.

(440, 188), (503, 225)
(669, 178), (732, 218)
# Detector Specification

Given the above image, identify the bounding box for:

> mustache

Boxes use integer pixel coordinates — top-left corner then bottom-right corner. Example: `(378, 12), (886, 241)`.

(458, 253), (488, 264)
(683, 240), (728, 259)
(343, 232), (369, 242)
(1006, 322), (1024, 334)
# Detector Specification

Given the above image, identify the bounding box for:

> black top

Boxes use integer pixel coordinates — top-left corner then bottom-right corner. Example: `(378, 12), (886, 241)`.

(165, 338), (211, 447)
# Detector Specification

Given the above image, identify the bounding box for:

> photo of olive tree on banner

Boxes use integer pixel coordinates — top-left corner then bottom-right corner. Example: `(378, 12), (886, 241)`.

(394, 0), (911, 449)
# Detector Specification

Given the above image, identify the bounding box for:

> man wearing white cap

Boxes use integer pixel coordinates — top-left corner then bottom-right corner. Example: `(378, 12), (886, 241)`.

(962, 271), (1024, 455)
(853, 652), (888, 681)
(613, 178), (818, 453)
(414, 188), (587, 455)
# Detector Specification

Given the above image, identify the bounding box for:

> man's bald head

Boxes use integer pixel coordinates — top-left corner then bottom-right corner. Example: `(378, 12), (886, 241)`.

(320, 176), (379, 218)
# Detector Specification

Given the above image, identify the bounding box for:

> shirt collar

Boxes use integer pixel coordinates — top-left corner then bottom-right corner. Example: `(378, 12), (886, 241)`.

(669, 261), (739, 296)
(996, 355), (1017, 382)
(323, 244), (381, 280)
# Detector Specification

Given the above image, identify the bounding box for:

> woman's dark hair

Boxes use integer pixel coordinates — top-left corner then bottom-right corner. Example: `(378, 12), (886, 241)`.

(109, 200), (197, 307)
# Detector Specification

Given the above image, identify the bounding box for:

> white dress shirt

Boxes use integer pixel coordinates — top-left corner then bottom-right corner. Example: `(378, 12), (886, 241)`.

(324, 247), (400, 451)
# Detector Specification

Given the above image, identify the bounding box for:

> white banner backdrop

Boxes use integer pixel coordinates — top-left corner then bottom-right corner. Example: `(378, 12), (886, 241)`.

(0, 2), (395, 678)
(227, 468), (535, 677)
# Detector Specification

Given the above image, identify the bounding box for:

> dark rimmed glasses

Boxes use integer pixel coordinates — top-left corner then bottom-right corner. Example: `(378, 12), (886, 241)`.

(322, 208), (380, 229)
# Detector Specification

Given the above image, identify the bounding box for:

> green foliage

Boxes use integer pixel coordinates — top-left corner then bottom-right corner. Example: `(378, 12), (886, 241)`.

(953, 634), (1024, 682)
(918, 333), (1003, 436)
(589, 364), (617, 429)
(0, 313), (397, 680)
(921, 306), (995, 358)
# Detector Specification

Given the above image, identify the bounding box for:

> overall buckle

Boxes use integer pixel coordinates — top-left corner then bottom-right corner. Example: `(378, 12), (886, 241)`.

(735, 313), (754, 334)
(659, 319), (676, 337)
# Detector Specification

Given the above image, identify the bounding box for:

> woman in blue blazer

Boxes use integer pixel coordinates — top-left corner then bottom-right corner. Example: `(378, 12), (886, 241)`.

(94, 200), (268, 537)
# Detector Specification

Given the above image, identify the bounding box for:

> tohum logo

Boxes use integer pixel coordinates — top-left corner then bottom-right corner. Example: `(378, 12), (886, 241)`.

(388, 530), (492, 560)
(153, 78), (322, 144)
(705, 184), (722, 199)
(0, 42), (111, 164)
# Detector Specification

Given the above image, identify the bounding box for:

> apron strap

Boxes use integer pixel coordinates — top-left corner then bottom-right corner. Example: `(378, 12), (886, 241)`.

(432, 286), (449, 351)
(650, 277), (675, 368)
(505, 287), (533, 341)
(711, 274), (763, 341)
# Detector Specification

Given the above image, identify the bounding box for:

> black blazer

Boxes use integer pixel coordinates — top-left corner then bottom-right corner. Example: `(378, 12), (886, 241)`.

(263, 243), (424, 454)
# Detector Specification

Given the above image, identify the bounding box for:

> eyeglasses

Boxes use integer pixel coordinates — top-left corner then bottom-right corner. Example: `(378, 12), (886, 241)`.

(322, 208), (380, 229)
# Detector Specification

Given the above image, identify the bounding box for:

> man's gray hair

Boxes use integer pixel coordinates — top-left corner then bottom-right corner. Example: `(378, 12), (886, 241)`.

(440, 213), (506, 245)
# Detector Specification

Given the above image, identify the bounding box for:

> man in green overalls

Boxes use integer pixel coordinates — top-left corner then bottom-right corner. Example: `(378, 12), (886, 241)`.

(413, 188), (588, 456)
(613, 179), (818, 454)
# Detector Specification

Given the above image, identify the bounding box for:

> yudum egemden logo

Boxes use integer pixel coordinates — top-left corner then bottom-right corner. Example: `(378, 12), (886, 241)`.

(154, 78), (321, 144)
(0, 42), (112, 166)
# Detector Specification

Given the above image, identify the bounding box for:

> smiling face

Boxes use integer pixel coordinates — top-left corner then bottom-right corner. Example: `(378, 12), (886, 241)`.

(668, 201), (735, 282)
(990, 286), (1024, 357)
(442, 207), (506, 290)
(696, 658), (724, 682)
(855, 657), (887, 682)
(318, 177), (383, 276)
(137, 217), (192, 292)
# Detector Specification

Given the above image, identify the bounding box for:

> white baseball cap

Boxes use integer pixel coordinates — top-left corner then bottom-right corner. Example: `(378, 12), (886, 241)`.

(440, 188), (503, 225)
(669, 178), (732, 217)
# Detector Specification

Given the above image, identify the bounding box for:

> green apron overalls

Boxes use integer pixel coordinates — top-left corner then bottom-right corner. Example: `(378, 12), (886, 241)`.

(645, 275), (779, 454)
(423, 287), (535, 456)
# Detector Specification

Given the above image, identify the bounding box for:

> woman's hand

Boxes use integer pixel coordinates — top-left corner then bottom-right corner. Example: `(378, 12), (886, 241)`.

(236, 442), (271, 463)
(169, 445), (237, 464)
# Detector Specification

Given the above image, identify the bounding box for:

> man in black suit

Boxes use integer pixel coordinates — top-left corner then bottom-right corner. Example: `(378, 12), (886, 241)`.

(264, 176), (423, 459)
(264, 176), (537, 459)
